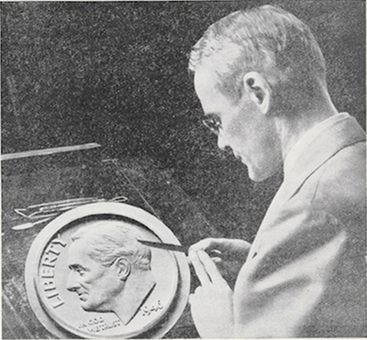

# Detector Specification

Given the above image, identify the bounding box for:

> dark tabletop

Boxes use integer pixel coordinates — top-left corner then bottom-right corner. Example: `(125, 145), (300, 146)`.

(2, 148), (212, 339)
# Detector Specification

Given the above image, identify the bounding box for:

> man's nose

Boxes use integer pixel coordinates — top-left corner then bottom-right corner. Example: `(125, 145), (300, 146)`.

(66, 271), (81, 292)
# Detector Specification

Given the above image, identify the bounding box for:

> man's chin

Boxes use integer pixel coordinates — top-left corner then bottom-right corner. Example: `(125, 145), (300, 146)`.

(80, 303), (93, 311)
(80, 301), (109, 313)
(248, 167), (271, 182)
(80, 300), (97, 311)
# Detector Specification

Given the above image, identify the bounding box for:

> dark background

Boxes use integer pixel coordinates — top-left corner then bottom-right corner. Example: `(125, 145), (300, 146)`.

(2, 0), (365, 242)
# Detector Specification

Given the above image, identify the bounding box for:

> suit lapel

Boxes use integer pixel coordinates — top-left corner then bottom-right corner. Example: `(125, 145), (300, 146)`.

(263, 115), (365, 224)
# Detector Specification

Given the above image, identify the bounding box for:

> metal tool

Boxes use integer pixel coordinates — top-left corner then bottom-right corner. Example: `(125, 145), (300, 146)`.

(138, 240), (224, 264)
(138, 240), (189, 254)
(27, 197), (98, 209)
(12, 217), (53, 231)
(14, 195), (128, 220)
(12, 195), (129, 230)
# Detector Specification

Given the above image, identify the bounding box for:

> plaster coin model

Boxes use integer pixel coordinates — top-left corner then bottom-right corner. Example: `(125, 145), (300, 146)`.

(25, 202), (190, 338)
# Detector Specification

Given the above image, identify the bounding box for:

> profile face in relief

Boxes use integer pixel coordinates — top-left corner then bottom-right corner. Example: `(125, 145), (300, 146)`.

(66, 221), (156, 325)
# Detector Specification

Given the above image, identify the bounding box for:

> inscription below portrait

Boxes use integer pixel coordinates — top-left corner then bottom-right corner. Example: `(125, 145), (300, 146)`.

(78, 316), (122, 333)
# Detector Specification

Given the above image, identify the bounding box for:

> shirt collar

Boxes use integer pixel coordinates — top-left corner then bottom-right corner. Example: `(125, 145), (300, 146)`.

(283, 112), (351, 177)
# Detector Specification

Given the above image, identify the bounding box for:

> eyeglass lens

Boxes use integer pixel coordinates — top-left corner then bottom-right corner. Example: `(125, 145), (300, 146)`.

(202, 114), (222, 135)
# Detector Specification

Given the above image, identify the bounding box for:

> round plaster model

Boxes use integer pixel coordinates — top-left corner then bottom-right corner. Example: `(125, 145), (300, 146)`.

(25, 202), (190, 338)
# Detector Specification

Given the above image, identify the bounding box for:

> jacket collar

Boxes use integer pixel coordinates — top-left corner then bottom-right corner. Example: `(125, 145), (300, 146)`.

(269, 114), (365, 209)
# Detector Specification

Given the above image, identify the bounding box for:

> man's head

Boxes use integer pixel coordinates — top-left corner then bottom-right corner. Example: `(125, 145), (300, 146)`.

(66, 221), (152, 313)
(190, 5), (327, 181)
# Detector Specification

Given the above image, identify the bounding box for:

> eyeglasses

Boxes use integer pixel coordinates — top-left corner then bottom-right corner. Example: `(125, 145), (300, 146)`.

(202, 114), (222, 135)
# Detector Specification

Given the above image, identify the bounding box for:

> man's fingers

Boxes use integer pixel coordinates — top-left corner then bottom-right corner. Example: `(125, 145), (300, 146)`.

(190, 238), (227, 252)
(189, 293), (196, 306)
(194, 286), (202, 294)
(189, 249), (211, 286)
(190, 286), (203, 306)
(209, 249), (222, 257)
(197, 250), (226, 284)
(187, 253), (222, 266)
(212, 256), (222, 264)
(190, 238), (212, 252)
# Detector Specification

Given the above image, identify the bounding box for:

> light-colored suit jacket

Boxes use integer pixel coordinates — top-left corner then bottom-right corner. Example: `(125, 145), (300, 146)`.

(233, 115), (366, 337)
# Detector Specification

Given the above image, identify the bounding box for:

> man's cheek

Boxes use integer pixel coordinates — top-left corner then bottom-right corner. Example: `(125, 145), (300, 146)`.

(227, 119), (243, 137)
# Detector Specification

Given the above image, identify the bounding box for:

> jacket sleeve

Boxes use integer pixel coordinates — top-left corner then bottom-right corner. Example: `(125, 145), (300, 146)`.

(233, 199), (349, 337)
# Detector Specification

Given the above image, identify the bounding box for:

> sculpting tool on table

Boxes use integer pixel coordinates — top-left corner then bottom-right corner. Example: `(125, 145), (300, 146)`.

(12, 195), (128, 230)
(1, 143), (101, 161)
(12, 217), (53, 231)
(14, 195), (128, 219)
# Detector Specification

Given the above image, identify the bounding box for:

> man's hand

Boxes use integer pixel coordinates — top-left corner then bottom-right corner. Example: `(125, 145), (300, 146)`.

(189, 250), (234, 338)
(190, 238), (251, 283)
(190, 237), (251, 262)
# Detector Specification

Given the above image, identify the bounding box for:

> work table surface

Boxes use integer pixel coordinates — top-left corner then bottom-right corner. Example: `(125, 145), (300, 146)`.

(2, 150), (212, 339)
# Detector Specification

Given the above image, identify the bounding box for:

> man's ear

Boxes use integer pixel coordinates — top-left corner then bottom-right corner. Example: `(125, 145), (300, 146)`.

(243, 71), (271, 115)
(114, 257), (131, 281)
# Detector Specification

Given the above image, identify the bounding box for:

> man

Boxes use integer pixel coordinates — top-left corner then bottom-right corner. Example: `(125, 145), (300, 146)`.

(188, 5), (366, 338)
(66, 221), (156, 325)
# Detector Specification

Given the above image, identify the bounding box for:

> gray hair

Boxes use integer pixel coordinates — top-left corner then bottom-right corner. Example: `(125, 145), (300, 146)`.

(70, 221), (152, 271)
(189, 5), (326, 107)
